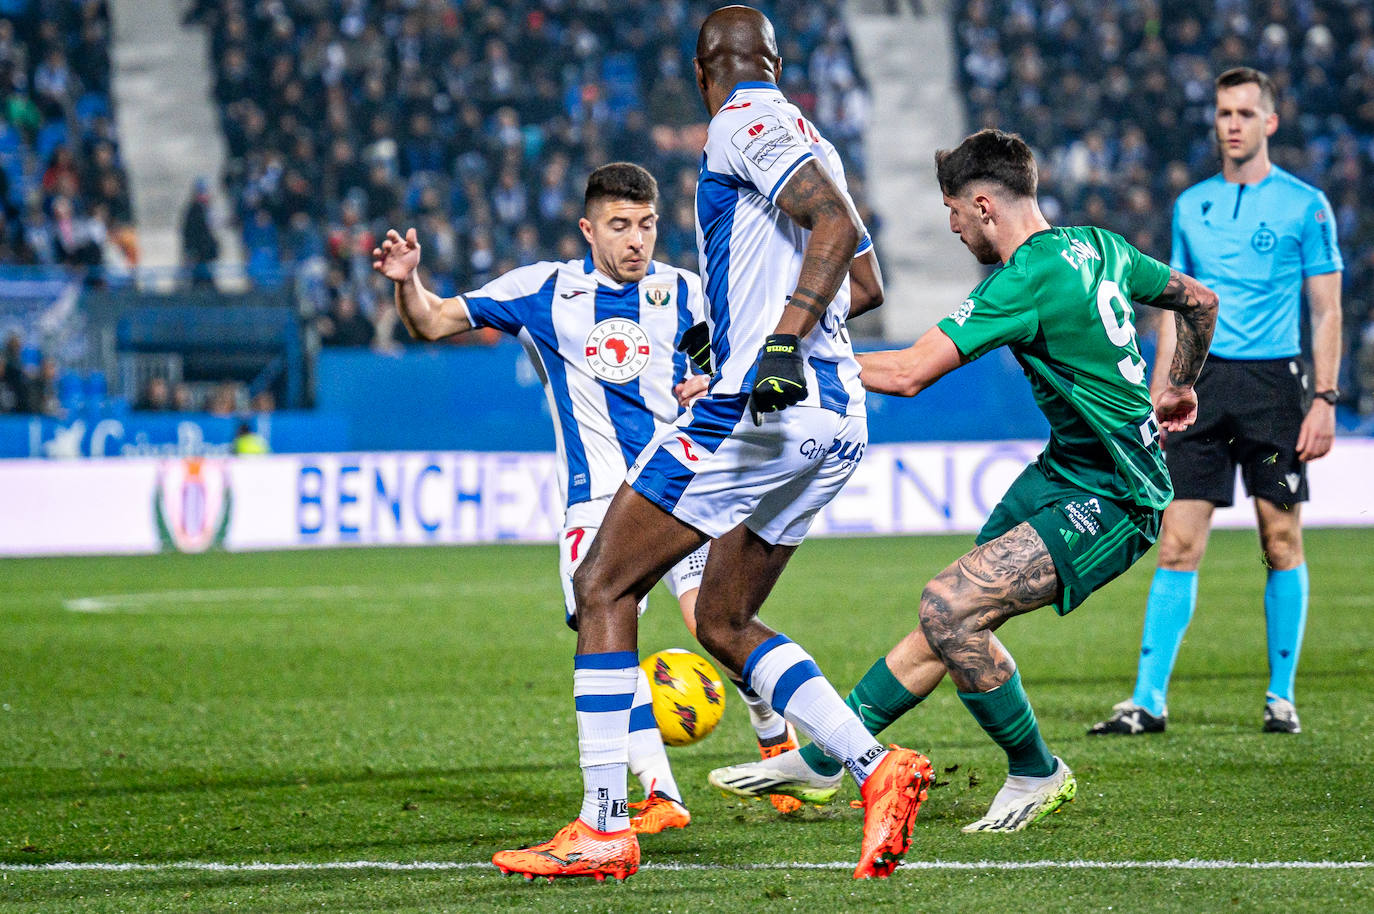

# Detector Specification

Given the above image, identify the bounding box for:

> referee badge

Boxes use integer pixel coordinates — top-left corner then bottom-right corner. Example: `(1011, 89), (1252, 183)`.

(1251, 226), (1277, 253)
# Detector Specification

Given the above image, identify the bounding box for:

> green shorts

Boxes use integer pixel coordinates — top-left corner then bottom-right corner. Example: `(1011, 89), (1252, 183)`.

(977, 461), (1161, 615)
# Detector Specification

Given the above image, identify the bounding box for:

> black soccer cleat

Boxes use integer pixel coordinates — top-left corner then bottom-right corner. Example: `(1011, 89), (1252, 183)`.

(1087, 700), (1166, 735)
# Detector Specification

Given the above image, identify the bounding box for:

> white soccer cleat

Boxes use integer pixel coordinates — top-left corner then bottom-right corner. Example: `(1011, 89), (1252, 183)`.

(1263, 693), (1301, 733)
(962, 757), (1076, 833)
(707, 747), (843, 805)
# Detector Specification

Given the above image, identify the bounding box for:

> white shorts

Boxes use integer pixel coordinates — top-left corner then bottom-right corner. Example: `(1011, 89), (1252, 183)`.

(559, 495), (708, 627)
(627, 396), (867, 547)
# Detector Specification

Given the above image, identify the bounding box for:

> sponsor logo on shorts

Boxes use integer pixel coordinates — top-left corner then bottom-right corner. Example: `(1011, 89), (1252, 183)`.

(584, 318), (651, 383)
(1251, 226), (1277, 253)
(1063, 499), (1103, 535)
(677, 435), (700, 463)
(799, 437), (866, 463)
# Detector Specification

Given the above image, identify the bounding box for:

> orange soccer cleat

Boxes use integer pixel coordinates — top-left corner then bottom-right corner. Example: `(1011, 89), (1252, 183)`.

(492, 818), (640, 883)
(629, 791), (691, 834)
(758, 722), (804, 814)
(852, 746), (934, 879)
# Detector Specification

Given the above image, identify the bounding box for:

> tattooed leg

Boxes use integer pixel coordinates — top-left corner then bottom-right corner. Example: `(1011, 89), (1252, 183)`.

(918, 522), (1059, 693)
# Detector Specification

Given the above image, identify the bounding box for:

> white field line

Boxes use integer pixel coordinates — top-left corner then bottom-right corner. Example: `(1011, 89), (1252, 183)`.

(2, 859), (1369, 874)
(61, 583), (462, 613)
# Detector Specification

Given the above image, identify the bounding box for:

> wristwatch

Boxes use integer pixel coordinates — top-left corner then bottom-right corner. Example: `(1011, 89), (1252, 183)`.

(1314, 388), (1340, 405)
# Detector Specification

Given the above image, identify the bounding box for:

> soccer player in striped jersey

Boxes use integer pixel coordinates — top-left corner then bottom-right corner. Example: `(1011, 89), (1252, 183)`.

(491, 6), (932, 884)
(372, 162), (794, 836)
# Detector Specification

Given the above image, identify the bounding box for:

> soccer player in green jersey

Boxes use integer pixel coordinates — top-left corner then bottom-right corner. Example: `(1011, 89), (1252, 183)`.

(709, 128), (1218, 832)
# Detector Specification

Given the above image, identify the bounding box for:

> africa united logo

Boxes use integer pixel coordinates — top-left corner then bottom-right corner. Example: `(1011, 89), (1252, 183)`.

(584, 317), (651, 383)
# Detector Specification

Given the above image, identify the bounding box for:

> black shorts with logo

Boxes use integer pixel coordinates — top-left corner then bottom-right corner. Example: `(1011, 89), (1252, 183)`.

(1164, 356), (1310, 508)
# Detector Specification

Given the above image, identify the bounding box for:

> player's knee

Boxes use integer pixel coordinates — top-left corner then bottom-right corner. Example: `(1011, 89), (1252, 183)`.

(570, 560), (611, 619)
(1260, 530), (1303, 570)
(1157, 530), (1204, 570)
(917, 581), (962, 655)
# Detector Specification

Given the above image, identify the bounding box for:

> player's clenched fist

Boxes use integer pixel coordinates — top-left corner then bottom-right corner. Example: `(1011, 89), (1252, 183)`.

(749, 333), (806, 424)
(372, 227), (422, 282)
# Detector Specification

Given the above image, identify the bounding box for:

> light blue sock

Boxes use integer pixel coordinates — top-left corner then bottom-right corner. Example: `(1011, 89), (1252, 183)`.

(1264, 564), (1308, 703)
(1131, 569), (1198, 716)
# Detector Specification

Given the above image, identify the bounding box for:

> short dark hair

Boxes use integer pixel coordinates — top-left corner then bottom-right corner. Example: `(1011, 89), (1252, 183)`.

(584, 162), (658, 213)
(935, 129), (1038, 199)
(1215, 66), (1278, 111)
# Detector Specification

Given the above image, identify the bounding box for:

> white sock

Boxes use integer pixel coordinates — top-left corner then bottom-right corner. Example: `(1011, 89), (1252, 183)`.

(627, 668), (682, 802)
(573, 653), (637, 832)
(730, 676), (789, 742)
(743, 635), (886, 786)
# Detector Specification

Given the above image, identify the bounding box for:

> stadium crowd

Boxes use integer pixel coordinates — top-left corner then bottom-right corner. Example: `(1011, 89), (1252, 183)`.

(0, 0), (134, 274)
(191, 0), (873, 350)
(953, 0), (1374, 413)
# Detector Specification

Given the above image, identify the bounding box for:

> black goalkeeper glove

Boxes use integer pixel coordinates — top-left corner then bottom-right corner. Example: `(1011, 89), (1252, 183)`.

(749, 333), (806, 425)
(676, 321), (712, 374)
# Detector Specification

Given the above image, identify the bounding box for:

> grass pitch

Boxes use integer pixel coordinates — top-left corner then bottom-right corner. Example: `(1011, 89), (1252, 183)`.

(1, 530), (1371, 912)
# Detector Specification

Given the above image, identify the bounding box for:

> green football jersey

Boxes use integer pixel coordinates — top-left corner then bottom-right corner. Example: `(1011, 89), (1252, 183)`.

(938, 226), (1173, 510)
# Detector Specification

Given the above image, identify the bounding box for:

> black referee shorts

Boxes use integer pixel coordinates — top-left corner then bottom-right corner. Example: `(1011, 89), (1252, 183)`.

(1163, 357), (1310, 509)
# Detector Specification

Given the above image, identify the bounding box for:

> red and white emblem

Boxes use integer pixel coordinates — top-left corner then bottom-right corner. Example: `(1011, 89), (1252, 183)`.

(584, 317), (652, 383)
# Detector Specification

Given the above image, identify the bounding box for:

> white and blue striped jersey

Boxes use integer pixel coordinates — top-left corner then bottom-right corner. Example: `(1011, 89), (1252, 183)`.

(696, 80), (870, 417)
(461, 255), (706, 511)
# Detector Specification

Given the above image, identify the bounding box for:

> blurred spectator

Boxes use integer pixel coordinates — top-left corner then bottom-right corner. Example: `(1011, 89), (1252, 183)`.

(233, 420), (269, 454)
(204, 381), (240, 417)
(137, 376), (171, 411)
(0, 333), (23, 412)
(181, 177), (219, 287)
(317, 292), (374, 347)
(29, 355), (60, 417)
(171, 382), (196, 412)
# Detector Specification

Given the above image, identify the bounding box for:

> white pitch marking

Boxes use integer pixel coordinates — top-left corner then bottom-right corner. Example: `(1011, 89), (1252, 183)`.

(62, 583), (466, 613)
(1, 859), (1369, 874)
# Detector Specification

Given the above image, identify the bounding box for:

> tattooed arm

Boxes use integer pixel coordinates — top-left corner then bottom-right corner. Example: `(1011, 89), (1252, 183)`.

(1145, 269), (1218, 432)
(770, 160), (863, 338)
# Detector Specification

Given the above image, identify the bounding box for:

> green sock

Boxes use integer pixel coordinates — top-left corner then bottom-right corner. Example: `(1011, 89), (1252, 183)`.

(957, 669), (1055, 777)
(798, 658), (923, 777)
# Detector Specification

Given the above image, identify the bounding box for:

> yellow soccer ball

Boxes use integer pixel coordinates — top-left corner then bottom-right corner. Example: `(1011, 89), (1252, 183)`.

(640, 649), (726, 747)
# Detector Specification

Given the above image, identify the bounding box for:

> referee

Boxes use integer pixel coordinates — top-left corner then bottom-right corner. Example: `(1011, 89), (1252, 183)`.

(1091, 67), (1343, 736)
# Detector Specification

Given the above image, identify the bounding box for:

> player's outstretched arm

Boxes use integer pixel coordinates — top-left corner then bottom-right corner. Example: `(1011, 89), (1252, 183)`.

(857, 327), (966, 397)
(1145, 269), (1218, 432)
(371, 227), (473, 341)
(848, 249), (885, 319)
(1297, 270), (1342, 461)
